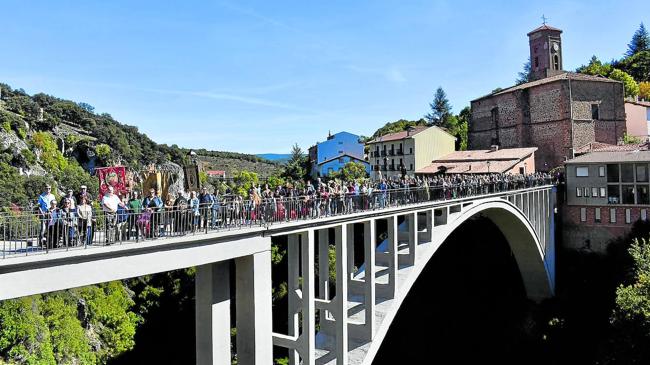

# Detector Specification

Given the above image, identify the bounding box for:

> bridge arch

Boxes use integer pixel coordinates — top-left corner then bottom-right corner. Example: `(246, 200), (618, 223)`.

(361, 197), (554, 365)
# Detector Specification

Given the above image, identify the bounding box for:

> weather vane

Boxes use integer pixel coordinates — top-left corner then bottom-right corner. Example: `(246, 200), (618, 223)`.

(541, 14), (548, 25)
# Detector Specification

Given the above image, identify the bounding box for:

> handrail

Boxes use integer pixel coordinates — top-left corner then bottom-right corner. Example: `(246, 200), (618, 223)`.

(0, 179), (555, 259)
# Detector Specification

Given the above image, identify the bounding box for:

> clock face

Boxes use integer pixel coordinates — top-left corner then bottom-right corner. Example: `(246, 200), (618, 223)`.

(552, 43), (559, 52)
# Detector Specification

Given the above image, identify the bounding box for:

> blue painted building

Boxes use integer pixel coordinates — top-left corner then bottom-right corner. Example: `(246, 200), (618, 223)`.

(308, 131), (370, 178)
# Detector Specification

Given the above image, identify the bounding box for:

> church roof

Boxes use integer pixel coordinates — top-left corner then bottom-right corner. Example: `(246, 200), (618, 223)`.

(527, 24), (563, 35)
(472, 72), (622, 102)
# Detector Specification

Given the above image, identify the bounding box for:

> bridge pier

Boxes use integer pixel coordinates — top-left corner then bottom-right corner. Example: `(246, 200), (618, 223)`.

(195, 262), (232, 365)
(195, 251), (273, 365)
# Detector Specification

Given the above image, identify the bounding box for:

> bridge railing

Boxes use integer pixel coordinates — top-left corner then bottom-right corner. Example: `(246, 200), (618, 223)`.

(0, 178), (555, 258)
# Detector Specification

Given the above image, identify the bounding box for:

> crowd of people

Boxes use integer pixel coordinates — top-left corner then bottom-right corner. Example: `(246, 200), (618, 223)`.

(32, 172), (555, 249)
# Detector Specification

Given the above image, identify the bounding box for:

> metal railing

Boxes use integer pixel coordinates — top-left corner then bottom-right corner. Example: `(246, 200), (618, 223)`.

(0, 178), (555, 259)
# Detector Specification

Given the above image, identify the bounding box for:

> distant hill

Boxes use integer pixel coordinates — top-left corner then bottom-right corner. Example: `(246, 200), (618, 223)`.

(256, 153), (291, 163)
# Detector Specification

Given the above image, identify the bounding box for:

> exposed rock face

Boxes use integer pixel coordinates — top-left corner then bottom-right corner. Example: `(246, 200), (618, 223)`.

(157, 161), (186, 197)
(0, 130), (29, 152)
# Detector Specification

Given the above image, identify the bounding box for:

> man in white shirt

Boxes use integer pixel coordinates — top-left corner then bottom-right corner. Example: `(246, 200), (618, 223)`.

(102, 186), (124, 244)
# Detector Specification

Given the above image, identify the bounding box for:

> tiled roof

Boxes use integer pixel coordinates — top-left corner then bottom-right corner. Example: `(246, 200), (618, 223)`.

(415, 147), (537, 174)
(527, 24), (562, 35)
(566, 150), (650, 164)
(574, 142), (649, 155)
(435, 147), (537, 161)
(416, 160), (521, 174)
(366, 126), (429, 144)
(472, 72), (621, 102)
(626, 100), (650, 108)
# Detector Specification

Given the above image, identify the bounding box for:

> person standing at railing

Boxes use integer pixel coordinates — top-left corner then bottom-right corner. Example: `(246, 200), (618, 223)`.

(102, 186), (125, 245)
(77, 185), (92, 205)
(189, 191), (200, 232)
(77, 196), (93, 246)
(127, 191), (142, 241)
(60, 199), (77, 247)
(38, 184), (56, 247)
(198, 187), (214, 230)
(211, 189), (221, 228)
(142, 189), (163, 237)
(60, 189), (77, 210)
(46, 200), (63, 249)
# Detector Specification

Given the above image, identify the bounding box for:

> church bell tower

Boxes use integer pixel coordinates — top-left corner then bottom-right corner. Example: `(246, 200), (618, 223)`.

(528, 24), (563, 80)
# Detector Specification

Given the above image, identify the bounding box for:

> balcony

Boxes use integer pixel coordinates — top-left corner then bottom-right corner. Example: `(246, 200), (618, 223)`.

(389, 150), (395, 156)
(373, 165), (380, 171)
(389, 165), (396, 171)
(396, 149), (403, 155)
(381, 165), (387, 171)
(380, 151), (387, 157)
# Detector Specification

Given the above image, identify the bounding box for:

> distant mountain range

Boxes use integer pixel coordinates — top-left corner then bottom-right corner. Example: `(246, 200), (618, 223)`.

(256, 153), (292, 163)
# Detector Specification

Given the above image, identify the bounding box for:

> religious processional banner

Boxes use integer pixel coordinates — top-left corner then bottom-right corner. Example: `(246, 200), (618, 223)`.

(184, 165), (199, 192)
(96, 166), (127, 198)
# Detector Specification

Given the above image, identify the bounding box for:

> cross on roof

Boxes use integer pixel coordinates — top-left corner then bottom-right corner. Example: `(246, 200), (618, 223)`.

(541, 14), (549, 25)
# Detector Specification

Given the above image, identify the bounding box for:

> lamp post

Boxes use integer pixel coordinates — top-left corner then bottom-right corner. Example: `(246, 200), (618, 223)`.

(524, 162), (527, 174)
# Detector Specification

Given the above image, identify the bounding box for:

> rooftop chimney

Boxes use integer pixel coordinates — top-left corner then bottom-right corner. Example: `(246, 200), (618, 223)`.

(406, 126), (416, 136)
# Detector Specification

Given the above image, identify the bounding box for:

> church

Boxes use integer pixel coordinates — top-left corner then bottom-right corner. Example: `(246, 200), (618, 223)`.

(469, 24), (627, 171)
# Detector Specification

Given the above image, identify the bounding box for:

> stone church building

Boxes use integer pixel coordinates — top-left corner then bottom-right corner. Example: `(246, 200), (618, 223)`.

(469, 25), (626, 170)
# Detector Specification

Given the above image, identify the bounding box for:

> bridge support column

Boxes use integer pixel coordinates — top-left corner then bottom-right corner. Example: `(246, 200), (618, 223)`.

(287, 234), (301, 364)
(318, 229), (331, 334)
(334, 224), (349, 364)
(407, 213), (417, 266)
(363, 219), (376, 340)
(195, 261), (231, 365)
(300, 230), (316, 365)
(235, 251), (273, 365)
(425, 209), (433, 243)
(386, 215), (398, 299)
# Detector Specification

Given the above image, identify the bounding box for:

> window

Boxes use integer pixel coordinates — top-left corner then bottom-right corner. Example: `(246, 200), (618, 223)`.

(399, 158), (403, 166)
(608, 185), (620, 204)
(519, 167), (525, 174)
(553, 55), (559, 70)
(409, 148), (413, 154)
(595, 208), (601, 223)
(584, 187), (590, 197)
(591, 104), (599, 120)
(642, 209), (648, 221)
(580, 208), (586, 222)
(607, 164), (620, 182)
(576, 187), (582, 197)
(626, 209), (631, 224)
(338, 157), (344, 163)
(621, 164), (634, 182)
(410, 164), (413, 171)
(637, 164), (648, 182)
(599, 166), (605, 177)
(534, 56), (539, 68)
(592, 187), (599, 197)
(610, 208), (617, 223)
(623, 185), (636, 204)
(338, 141), (343, 145)
(600, 187), (606, 197)
(576, 166), (589, 177)
(637, 185), (650, 204)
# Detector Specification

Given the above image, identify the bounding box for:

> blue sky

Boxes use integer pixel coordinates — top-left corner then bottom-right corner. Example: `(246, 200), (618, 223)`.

(0, 0), (646, 154)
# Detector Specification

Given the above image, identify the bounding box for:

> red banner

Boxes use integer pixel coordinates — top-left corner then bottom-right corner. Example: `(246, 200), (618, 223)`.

(96, 166), (127, 199)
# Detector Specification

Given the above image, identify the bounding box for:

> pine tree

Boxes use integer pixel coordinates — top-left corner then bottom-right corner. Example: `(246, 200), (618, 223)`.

(516, 57), (532, 85)
(424, 87), (452, 126)
(626, 23), (650, 57)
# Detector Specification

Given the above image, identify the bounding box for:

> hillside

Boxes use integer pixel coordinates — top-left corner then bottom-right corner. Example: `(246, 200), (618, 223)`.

(0, 82), (280, 204)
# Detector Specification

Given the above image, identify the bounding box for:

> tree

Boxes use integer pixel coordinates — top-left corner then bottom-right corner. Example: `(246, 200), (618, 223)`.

(370, 119), (427, 139)
(455, 107), (470, 151)
(288, 143), (303, 164)
(640, 82), (650, 100)
(627, 23), (650, 57)
(616, 51), (650, 83)
(624, 132), (643, 144)
(329, 161), (369, 182)
(516, 57), (532, 85)
(576, 56), (613, 77)
(609, 69), (640, 97)
(425, 87), (452, 126)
